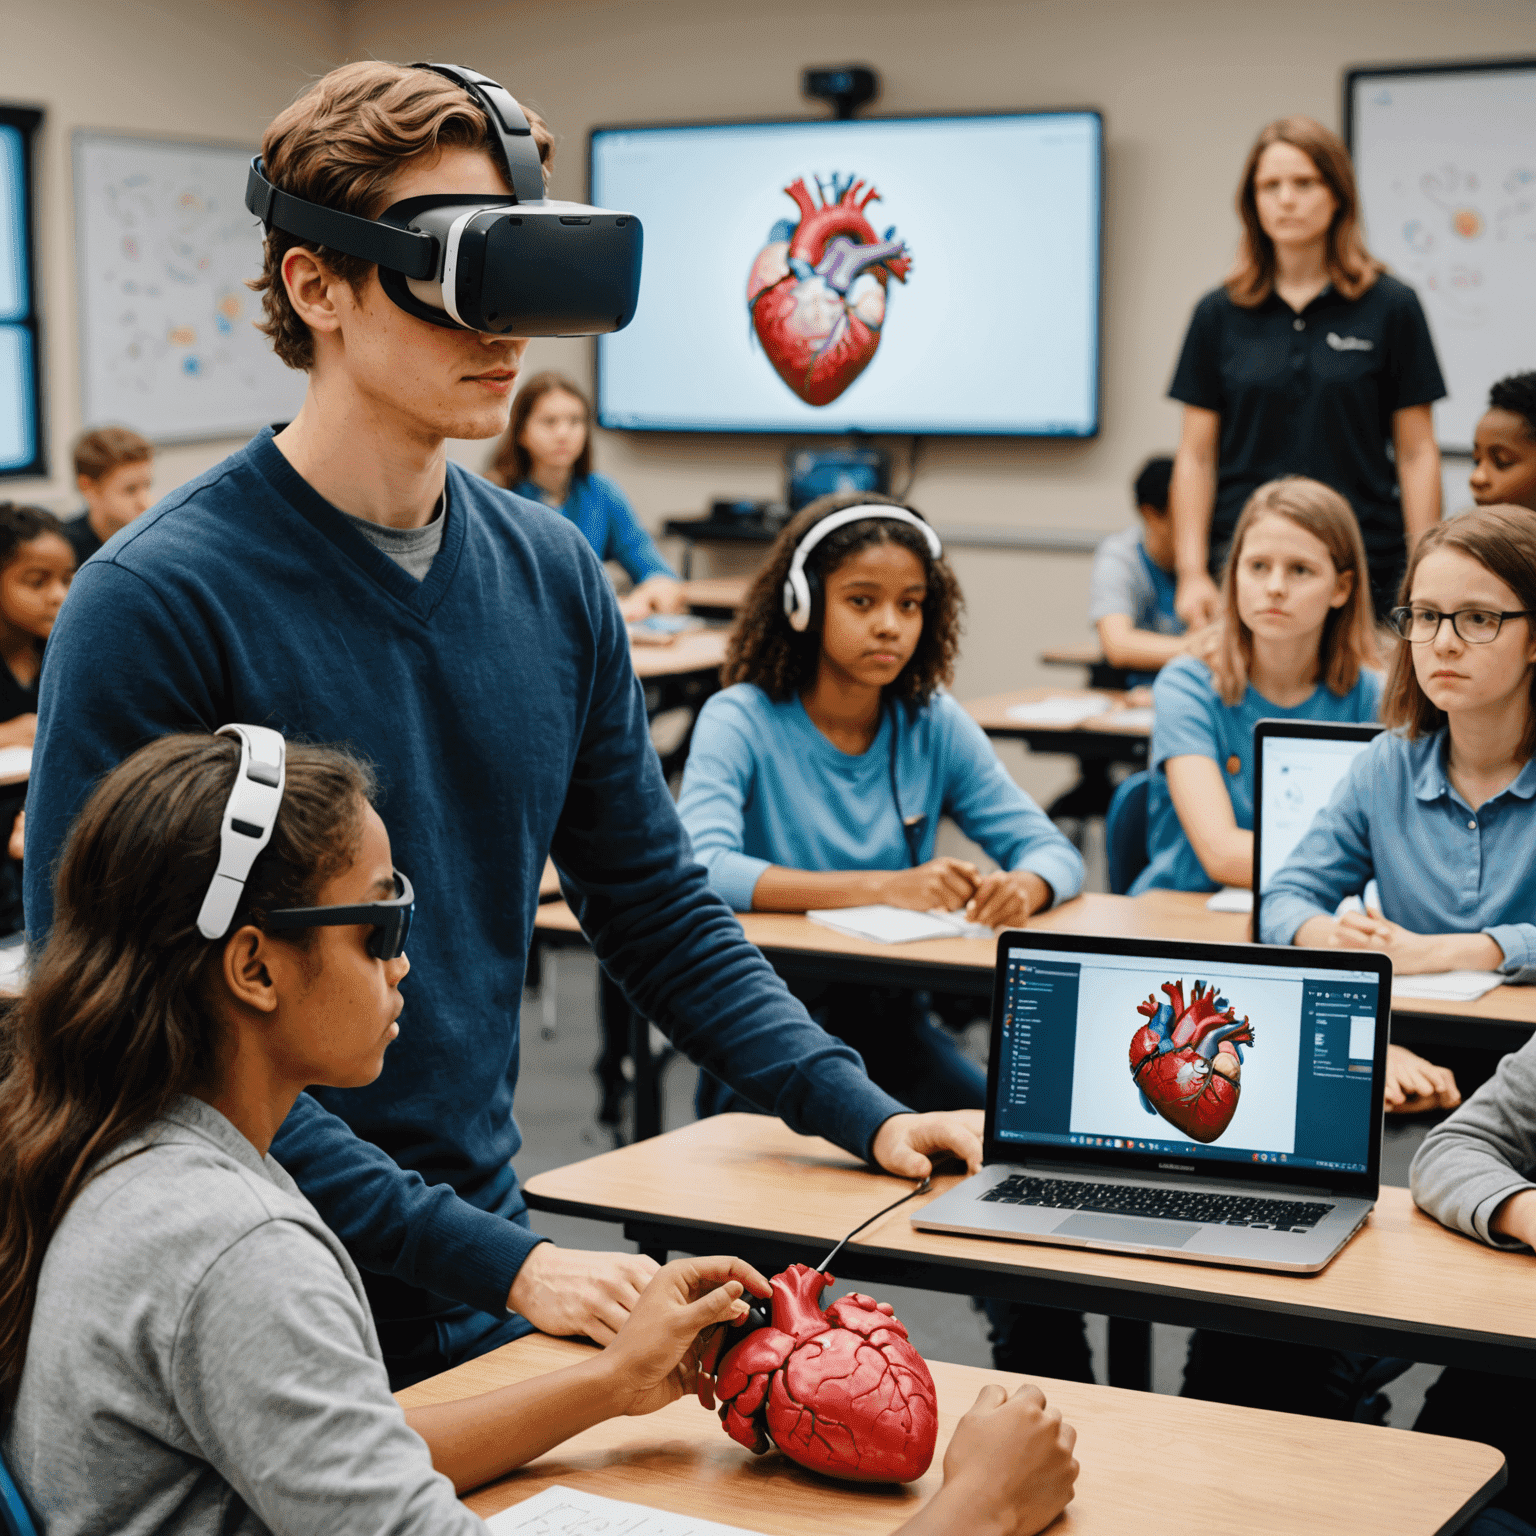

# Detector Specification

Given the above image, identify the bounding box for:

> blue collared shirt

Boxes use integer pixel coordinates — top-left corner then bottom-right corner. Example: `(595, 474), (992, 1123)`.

(513, 472), (675, 585)
(1259, 727), (1536, 981)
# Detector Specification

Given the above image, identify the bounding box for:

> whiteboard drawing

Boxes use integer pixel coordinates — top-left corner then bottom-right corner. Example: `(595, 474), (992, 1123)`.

(1351, 66), (1536, 452)
(74, 133), (304, 443)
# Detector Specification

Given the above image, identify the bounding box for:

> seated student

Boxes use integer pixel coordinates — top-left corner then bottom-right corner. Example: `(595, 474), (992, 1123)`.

(486, 372), (684, 621)
(63, 425), (154, 566)
(1090, 454), (1197, 682)
(0, 505), (74, 933)
(1470, 371), (1536, 514)
(1131, 476), (1381, 897)
(0, 730), (1080, 1536)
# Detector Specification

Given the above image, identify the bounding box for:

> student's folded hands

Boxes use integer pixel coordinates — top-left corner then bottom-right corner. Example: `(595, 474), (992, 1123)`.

(964, 870), (1051, 930)
(877, 857), (981, 912)
(1312, 909), (1506, 976)
(603, 1255), (772, 1417)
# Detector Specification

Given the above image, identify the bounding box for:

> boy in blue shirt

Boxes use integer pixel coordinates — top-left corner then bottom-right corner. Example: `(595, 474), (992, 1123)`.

(25, 60), (982, 1387)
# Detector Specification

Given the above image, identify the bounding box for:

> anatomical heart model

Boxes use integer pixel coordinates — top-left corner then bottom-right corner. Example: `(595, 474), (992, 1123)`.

(1129, 980), (1256, 1144)
(701, 1263), (937, 1483)
(746, 174), (912, 407)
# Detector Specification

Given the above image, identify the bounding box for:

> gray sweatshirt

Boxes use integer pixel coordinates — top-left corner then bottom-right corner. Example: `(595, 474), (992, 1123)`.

(1411, 1033), (1536, 1248)
(3, 1096), (486, 1536)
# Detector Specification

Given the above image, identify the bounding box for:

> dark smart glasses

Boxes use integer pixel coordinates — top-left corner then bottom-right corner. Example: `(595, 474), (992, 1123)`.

(1387, 605), (1534, 645)
(265, 869), (414, 960)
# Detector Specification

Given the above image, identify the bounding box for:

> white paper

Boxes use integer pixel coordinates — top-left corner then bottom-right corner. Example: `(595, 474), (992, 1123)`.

(806, 904), (989, 944)
(1109, 706), (1154, 731)
(1392, 971), (1505, 1003)
(1003, 693), (1109, 726)
(0, 937), (25, 993)
(485, 1484), (769, 1536)
(1205, 886), (1253, 913)
(0, 746), (31, 781)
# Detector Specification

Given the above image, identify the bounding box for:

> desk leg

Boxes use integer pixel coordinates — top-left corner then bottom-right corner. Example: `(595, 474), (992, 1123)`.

(1107, 1317), (1152, 1391)
(606, 971), (663, 1144)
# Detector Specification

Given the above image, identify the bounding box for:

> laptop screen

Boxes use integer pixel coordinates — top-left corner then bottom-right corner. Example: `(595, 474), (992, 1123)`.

(992, 944), (1382, 1176)
(1256, 729), (1377, 894)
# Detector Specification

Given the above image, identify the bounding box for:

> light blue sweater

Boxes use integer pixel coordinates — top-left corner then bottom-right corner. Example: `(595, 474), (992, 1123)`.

(677, 684), (1085, 913)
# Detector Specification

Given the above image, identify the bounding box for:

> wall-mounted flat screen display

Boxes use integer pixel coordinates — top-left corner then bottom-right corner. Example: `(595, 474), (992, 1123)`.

(590, 111), (1102, 437)
(0, 108), (43, 478)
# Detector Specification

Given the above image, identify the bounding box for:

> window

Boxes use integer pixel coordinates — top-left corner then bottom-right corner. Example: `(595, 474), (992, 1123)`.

(0, 107), (43, 478)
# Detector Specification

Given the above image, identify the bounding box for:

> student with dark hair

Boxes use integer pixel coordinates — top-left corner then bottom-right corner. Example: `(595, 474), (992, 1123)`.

(1090, 455), (1199, 680)
(64, 426), (154, 566)
(1167, 116), (1445, 627)
(1470, 372), (1536, 513)
(486, 371), (683, 620)
(26, 60), (985, 1392)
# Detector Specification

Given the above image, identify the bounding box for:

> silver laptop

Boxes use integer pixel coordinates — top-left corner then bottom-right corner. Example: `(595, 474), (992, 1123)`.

(914, 931), (1390, 1273)
(1252, 719), (1382, 941)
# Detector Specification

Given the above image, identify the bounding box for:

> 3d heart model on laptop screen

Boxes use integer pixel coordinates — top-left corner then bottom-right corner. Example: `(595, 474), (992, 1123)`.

(746, 173), (912, 408)
(1129, 979), (1257, 1144)
(699, 1263), (938, 1484)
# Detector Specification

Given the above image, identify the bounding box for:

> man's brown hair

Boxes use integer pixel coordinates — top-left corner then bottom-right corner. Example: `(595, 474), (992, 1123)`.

(251, 61), (554, 371)
(1226, 116), (1384, 308)
(73, 426), (151, 482)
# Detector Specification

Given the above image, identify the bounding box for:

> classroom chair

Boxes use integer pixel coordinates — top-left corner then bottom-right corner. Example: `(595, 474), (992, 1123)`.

(1105, 769), (1152, 895)
(1469, 1512), (1536, 1536)
(0, 1447), (38, 1536)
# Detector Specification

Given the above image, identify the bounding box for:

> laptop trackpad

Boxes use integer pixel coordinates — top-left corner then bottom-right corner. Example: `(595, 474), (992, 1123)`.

(1053, 1213), (1198, 1248)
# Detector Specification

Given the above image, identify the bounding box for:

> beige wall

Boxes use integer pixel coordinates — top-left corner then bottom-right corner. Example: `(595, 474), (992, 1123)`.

(0, 0), (343, 508)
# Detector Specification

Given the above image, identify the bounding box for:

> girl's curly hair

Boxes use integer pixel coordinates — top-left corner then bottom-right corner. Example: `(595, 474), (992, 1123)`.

(721, 492), (964, 706)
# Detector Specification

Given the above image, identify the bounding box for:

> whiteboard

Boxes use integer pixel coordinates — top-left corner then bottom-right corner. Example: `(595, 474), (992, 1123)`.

(73, 133), (304, 443)
(1348, 62), (1536, 452)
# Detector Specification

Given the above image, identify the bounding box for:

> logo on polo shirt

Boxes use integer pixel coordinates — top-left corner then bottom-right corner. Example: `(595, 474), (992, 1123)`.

(1326, 332), (1374, 352)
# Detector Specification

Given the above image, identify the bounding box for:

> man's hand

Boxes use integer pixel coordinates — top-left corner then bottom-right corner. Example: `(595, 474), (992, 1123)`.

(872, 1111), (984, 1180)
(1384, 1043), (1460, 1115)
(620, 576), (687, 621)
(0, 713), (36, 750)
(507, 1243), (661, 1344)
(965, 870), (1050, 930)
(878, 858), (980, 913)
(1178, 620), (1224, 665)
(1174, 571), (1221, 631)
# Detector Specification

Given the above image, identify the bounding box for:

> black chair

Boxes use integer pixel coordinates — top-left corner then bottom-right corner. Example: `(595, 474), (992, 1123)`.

(1105, 769), (1152, 895)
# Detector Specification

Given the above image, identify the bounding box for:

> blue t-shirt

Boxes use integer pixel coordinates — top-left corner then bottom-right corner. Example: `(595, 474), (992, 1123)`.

(26, 430), (907, 1335)
(1131, 654), (1383, 894)
(513, 472), (675, 585)
(677, 684), (1085, 912)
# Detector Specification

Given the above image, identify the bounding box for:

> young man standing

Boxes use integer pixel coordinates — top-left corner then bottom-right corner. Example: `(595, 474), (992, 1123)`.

(26, 62), (981, 1386)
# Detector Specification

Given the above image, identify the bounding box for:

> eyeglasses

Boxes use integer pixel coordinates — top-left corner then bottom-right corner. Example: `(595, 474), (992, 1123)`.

(264, 869), (414, 960)
(1387, 606), (1533, 645)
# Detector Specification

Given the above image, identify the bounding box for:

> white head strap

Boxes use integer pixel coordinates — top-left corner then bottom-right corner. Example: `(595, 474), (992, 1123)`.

(195, 724), (288, 941)
(782, 505), (943, 633)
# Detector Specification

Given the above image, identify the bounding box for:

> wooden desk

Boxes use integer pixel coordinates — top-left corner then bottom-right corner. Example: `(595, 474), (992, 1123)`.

(682, 576), (750, 617)
(965, 688), (1149, 758)
(1039, 646), (1134, 693)
(525, 1114), (1536, 1381)
(630, 626), (729, 682)
(396, 1332), (1504, 1535)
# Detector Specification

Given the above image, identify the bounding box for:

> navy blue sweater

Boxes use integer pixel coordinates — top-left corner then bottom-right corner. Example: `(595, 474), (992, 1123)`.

(25, 430), (908, 1324)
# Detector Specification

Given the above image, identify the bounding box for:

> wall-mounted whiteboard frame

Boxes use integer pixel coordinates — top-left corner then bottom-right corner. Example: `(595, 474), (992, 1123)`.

(1346, 58), (1536, 453)
(73, 131), (304, 445)
(0, 105), (45, 479)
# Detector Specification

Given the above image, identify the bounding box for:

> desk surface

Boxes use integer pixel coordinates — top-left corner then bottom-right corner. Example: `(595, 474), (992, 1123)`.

(396, 1331), (1503, 1535)
(964, 688), (1151, 739)
(525, 1114), (1536, 1378)
(630, 627), (730, 680)
(681, 576), (750, 613)
(1040, 643), (1106, 667)
(532, 889), (1536, 1031)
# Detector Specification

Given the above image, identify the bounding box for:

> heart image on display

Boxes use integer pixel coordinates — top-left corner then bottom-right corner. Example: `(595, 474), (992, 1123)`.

(1129, 979), (1256, 1144)
(745, 173), (912, 407)
(700, 1263), (937, 1484)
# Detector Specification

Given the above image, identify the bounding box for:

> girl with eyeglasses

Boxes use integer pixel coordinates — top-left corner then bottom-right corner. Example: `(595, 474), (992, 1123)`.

(1261, 503), (1536, 988)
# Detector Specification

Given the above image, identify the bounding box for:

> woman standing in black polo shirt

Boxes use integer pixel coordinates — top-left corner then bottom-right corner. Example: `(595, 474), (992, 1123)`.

(1168, 116), (1445, 625)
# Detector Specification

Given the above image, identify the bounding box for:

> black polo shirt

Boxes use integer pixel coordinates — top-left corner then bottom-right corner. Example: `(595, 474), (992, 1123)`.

(62, 513), (102, 568)
(1168, 273), (1445, 561)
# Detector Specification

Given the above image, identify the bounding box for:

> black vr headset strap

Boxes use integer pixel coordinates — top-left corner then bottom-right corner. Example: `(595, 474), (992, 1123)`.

(411, 62), (546, 205)
(245, 159), (438, 280)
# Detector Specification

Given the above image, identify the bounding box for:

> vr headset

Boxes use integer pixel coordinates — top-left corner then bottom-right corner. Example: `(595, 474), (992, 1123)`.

(244, 63), (642, 337)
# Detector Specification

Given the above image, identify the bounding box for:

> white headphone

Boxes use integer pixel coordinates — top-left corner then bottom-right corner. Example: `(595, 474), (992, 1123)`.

(195, 724), (288, 941)
(781, 504), (943, 633)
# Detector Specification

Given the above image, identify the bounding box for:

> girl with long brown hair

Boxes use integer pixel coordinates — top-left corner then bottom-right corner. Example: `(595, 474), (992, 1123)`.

(0, 729), (774, 1532)
(1165, 115), (1445, 628)
(485, 371), (684, 620)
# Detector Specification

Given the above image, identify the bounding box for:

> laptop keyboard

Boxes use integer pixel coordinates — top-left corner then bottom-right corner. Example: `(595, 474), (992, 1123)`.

(980, 1174), (1334, 1233)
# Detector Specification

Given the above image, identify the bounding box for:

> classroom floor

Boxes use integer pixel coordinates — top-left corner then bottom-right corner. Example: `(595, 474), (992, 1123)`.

(515, 943), (1442, 1429)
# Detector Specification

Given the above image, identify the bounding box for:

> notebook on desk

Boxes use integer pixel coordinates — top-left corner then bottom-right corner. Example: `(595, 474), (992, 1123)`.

(913, 930), (1390, 1273)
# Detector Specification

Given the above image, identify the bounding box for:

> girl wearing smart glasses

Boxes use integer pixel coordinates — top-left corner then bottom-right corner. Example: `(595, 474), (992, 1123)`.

(1261, 502), (1536, 985)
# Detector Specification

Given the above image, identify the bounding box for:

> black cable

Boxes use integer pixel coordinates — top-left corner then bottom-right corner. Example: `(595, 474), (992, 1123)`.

(893, 434), (925, 499)
(816, 1175), (932, 1274)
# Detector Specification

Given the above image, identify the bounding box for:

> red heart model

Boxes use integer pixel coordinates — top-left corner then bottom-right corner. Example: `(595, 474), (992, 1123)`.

(746, 174), (912, 407)
(701, 1263), (937, 1483)
(1129, 979), (1256, 1144)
